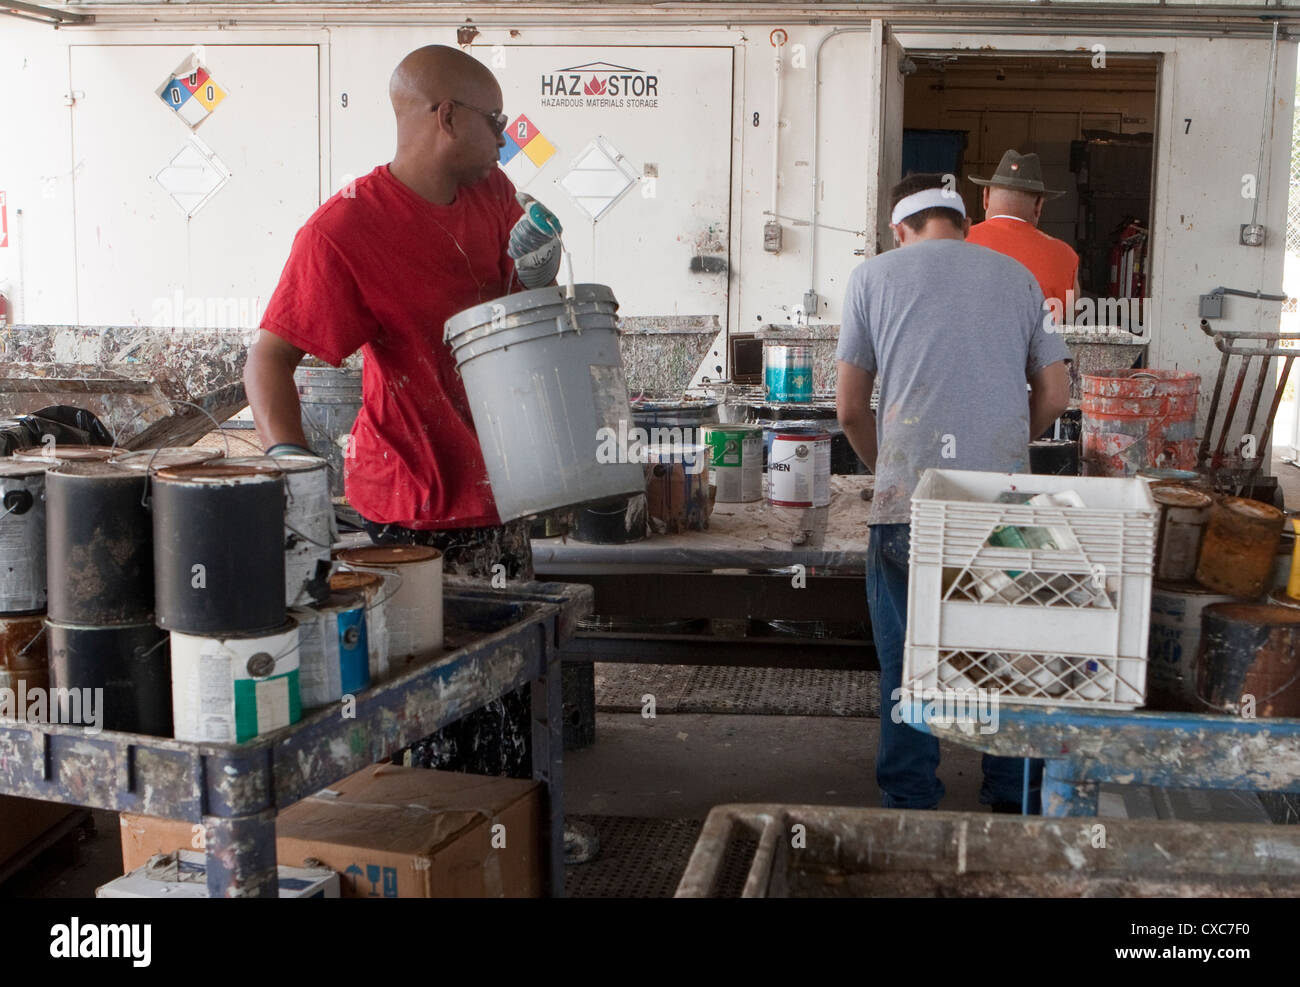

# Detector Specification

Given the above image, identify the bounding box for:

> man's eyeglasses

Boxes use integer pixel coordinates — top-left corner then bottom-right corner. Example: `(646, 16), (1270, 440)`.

(443, 99), (508, 137)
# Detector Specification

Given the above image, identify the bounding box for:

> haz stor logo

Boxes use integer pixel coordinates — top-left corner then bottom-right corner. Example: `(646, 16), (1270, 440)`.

(541, 61), (659, 98)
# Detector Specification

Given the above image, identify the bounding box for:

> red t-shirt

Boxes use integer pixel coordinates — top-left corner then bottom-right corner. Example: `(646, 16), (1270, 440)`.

(966, 217), (1079, 311)
(261, 164), (524, 529)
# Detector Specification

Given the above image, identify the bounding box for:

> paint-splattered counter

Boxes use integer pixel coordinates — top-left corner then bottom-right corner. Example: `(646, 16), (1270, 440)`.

(534, 474), (878, 675)
(532, 474), (874, 573)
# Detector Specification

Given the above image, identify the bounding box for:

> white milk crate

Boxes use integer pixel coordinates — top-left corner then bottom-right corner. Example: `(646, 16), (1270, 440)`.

(904, 469), (1157, 710)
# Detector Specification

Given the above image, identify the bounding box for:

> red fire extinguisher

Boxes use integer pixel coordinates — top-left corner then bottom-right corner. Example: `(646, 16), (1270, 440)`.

(1107, 220), (1148, 299)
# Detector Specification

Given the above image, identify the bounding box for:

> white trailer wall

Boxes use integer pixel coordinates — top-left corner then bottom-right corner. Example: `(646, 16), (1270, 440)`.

(0, 9), (1295, 435)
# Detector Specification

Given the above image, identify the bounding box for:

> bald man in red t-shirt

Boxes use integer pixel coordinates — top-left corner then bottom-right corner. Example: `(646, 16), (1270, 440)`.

(245, 45), (559, 778)
(966, 150), (1080, 320)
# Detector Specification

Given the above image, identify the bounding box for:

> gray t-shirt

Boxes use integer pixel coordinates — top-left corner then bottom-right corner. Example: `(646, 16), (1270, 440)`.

(836, 238), (1069, 525)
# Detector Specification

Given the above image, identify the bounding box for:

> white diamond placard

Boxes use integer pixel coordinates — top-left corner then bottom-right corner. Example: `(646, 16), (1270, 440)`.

(156, 135), (231, 218)
(558, 136), (638, 221)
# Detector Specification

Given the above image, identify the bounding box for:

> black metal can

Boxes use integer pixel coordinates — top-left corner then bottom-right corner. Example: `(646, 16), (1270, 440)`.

(46, 462), (154, 625)
(153, 464), (287, 635)
(46, 618), (172, 735)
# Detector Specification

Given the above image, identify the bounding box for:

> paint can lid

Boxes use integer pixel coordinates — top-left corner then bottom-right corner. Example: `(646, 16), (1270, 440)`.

(336, 545), (441, 566)
(12, 445), (115, 463)
(113, 448), (223, 471)
(0, 460), (48, 479)
(45, 461), (140, 480)
(302, 589), (366, 613)
(1203, 601), (1300, 626)
(154, 463), (284, 484)
(1220, 497), (1285, 523)
(223, 454), (326, 474)
(330, 570), (384, 593)
(1152, 484), (1212, 509)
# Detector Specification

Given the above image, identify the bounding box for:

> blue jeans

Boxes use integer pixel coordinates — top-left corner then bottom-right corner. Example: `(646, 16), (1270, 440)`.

(867, 523), (1042, 811)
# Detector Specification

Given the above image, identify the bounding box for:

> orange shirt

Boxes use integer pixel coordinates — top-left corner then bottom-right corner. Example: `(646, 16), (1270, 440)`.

(966, 216), (1079, 314)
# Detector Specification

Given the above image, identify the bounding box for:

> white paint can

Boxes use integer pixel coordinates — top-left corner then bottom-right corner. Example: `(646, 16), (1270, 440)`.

(290, 589), (369, 708)
(334, 545), (443, 663)
(1147, 582), (1236, 710)
(767, 429), (831, 508)
(702, 424), (762, 503)
(0, 462), (47, 613)
(226, 455), (333, 606)
(170, 618), (301, 743)
(330, 569), (390, 684)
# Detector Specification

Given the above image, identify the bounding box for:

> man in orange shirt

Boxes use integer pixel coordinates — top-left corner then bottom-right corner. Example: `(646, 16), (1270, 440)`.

(966, 150), (1081, 319)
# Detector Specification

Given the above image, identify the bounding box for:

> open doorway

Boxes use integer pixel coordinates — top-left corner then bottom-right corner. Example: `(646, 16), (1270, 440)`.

(900, 52), (1159, 307)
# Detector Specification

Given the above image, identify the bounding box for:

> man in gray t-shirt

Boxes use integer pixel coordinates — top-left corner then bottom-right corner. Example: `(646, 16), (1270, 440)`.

(836, 172), (1070, 812)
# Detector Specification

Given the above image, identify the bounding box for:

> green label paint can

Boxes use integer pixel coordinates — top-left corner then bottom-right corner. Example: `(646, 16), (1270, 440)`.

(702, 425), (762, 503)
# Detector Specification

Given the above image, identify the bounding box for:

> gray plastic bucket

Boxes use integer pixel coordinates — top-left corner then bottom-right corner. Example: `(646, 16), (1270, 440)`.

(444, 284), (646, 521)
(295, 363), (362, 497)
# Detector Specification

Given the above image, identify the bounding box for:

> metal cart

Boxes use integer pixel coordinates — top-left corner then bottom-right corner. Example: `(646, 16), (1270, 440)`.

(0, 579), (592, 897)
(922, 705), (1300, 818)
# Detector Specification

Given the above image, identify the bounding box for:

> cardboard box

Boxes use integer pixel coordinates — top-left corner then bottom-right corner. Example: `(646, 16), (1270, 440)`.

(98, 850), (338, 898)
(119, 765), (543, 897)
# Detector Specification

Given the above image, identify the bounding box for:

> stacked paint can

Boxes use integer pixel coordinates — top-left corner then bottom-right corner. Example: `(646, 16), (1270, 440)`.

(330, 569), (390, 684)
(224, 455), (333, 606)
(1196, 603), (1300, 717)
(44, 461), (171, 735)
(152, 464), (312, 739)
(0, 461), (51, 709)
(334, 545), (443, 670)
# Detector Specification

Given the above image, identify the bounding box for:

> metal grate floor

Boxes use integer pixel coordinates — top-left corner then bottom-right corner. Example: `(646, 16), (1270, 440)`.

(564, 815), (757, 898)
(595, 664), (880, 717)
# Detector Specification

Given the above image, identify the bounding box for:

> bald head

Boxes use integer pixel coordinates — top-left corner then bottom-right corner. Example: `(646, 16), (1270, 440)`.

(390, 45), (499, 121)
(387, 45), (506, 201)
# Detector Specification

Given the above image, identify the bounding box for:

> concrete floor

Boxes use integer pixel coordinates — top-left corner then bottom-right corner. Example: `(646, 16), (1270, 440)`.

(567, 712), (985, 818)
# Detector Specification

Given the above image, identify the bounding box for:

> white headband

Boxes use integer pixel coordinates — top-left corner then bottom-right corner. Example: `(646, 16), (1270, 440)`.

(890, 188), (967, 226)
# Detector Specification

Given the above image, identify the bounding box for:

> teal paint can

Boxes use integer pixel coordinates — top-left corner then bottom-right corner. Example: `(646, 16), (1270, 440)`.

(763, 344), (813, 403)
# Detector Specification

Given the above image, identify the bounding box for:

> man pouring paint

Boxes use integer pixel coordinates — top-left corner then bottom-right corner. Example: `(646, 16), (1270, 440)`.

(835, 173), (1071, 813)
(245, 44), (560, 776)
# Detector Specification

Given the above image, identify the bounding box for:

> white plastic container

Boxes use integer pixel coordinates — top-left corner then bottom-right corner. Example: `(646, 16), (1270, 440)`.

(97, 850), (338, 898)
(170, 619), (301, 743)
(334, 545), (443, 661)
(905, 469), (1157, 709)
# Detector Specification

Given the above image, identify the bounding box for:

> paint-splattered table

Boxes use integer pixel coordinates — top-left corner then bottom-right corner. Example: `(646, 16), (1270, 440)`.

(0, 580), (591, 897)
(920, 705), (1300, 818)
(532, 474), (877, 672)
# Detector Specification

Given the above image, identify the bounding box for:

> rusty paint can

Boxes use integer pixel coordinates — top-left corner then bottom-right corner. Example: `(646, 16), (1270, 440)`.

(46, 462), (154, 625)
(1152, 484), (1213, 583)
(334, 545), (443, 661)
(1195, 497), (1285, 598)
(12, 444), (115, 465)
(170, 618), (301, 743)
(644, 443), (712, 532)
(1081, 370), (1199, 477)
(1147, 583), (1236, 711)
(330, 569), (389, 683)
(153, 464), (286, 635)
(0, 613), (49, 694)
(1195, 603), (1300, 717)
(112, 448), (223, 471)
(46, 618), (171, 734)
(290, 589), (368, 708)
(0, 461), (48, 614)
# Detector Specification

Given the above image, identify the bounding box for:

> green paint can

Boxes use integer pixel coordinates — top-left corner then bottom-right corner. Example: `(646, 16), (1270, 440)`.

(702, 424), (762, 503)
